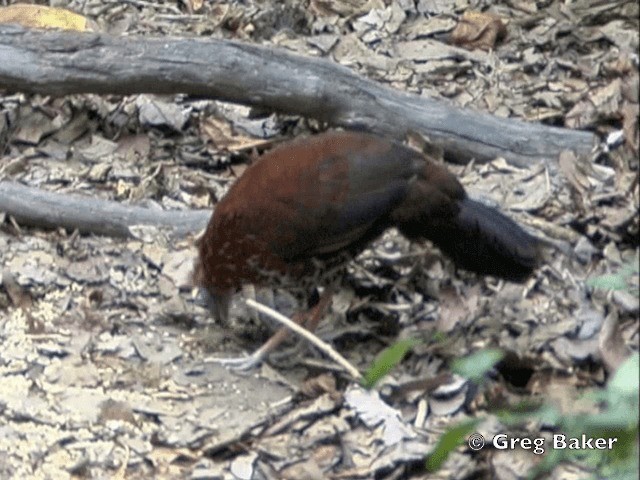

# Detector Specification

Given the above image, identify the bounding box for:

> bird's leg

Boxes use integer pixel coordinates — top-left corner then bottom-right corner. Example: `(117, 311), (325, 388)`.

(241, 284), (262, 326)
(299, 286), (334, 331)
(269, 286), (336, 363)
(209, 287), (334, 371)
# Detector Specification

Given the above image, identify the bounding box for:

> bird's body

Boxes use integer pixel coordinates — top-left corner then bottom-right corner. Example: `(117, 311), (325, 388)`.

(194, 131), (539, 366)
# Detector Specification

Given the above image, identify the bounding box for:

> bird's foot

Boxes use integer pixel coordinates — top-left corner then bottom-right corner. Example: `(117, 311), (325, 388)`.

(269, 341), (307, 367)
(205, 351), (266, 372)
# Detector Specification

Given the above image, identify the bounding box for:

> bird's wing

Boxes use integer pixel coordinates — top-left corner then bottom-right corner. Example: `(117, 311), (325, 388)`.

(269, 136), (422, 259)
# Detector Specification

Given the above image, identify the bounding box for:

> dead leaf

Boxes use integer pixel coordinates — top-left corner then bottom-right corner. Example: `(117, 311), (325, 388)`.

(450, 11), (507, 51)
(558, 150), (590, 212)
(280, 457), (324, 480)
(591, 78), (623, 118)
(184, 0), (204, 14)
(345, 385), (417, 445)
(598, 19), (638, 52)
(621, 71), (639, 103)
(2, 269), (32, 309)
(310, 0), (379, 17)
(0, 4), (91, 31)
(437, 284), (480, 332)
(300, 373), (340, 400)
(566, 79), (623, 128)
(334, 33), (397, 71)
(98, 399), (137, 425)
(115, 134), (152, 163)
(621, 101), (639, 153)
(13, 106), (64, 145)
(395, 38), (487, 63)
(230, 453), (259, 480)
(200, 115), (267, 152)
(565, 97), (597, 129)
(137, 97), (191, 131)
(599, 310), (632, 375)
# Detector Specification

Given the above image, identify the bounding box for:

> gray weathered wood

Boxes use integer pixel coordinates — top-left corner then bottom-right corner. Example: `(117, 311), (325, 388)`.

(0, 181), (211, 238)
(0, 25), (596, 167)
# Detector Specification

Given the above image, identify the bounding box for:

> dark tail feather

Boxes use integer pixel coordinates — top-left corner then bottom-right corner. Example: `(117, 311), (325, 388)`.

(424, 198), (540, 281)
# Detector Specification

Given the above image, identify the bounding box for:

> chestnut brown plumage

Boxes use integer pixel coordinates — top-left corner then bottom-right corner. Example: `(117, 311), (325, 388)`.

(194, 131), (539, 368)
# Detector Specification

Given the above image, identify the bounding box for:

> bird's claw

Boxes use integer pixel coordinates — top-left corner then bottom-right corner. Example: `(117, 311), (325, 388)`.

(206, 352), (265, 372)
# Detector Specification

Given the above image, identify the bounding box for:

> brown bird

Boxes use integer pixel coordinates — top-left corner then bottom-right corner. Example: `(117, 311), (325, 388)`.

(194, 131), (539, 369)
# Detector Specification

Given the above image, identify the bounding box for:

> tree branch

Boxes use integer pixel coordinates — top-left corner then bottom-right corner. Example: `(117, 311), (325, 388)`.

(0, 181), (210, 238)
(0, 25), (596, 167)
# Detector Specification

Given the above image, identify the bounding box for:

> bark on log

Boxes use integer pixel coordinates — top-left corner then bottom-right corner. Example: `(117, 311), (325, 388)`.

(0, 181), (211, 238)
(0, 25), (596, 167)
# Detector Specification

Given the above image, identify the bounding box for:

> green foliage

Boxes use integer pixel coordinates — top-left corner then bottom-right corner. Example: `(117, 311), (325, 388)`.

(361, 338), (420, 389)
(608, 351), (639, 395)
(426, 352), (639, 478)
(425, 419), (481, 472)
(586, 257), (639, 294)
(452, 348), (504, 383)
(431, 331), (448, 343)
(500, 353), (640, 479)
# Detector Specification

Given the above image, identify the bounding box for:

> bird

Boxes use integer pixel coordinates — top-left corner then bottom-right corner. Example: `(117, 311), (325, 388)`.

(193, 130), (540, 369)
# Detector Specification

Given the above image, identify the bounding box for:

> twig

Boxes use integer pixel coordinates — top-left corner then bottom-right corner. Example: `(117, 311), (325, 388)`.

(245, 299), (362, 380)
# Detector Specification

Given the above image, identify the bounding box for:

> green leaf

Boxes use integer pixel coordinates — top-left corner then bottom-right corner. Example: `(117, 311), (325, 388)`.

(586, 257), (639, 293)
(361, 338), (420, 389)
(431, 331), (448, 343)
(425, 419), (481, 472)
(586, 273), (630, 291)
(452, 349), (504, 382)
(608, 353), (640, 396)
(497, 403), (562, 429)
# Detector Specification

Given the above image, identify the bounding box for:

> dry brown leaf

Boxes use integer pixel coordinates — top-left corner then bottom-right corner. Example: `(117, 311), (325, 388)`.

(563, 168), (592, 217)
(310, 0), (380, 17)
(565, 100), (595, 129)
(621, 71), (639, 103)
(184, 0), (204, 13)
(528, 372), (594, 414)
(13, 106), (64, 145)
(567, 78), (629, 129)
(1, 270), (32, 310)
(450, 11), (507, 51)
(606, 56), (631, 73)
(621, 101), (639, 153)
(200, 116), (268, 152)
(598, 310), (632, 375)
(0, 4), (90, 31)
(280, 458), (324, 480)
(115, 134), (152, 163)
(590, 78), (623, 119)
(98, 399), (137, 425)
(300, 373), (340, 400)
(436, 284), (480, 332)
(558, 150), (590, 203)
